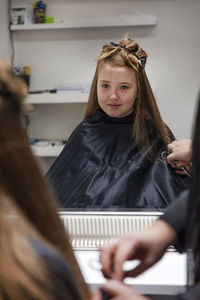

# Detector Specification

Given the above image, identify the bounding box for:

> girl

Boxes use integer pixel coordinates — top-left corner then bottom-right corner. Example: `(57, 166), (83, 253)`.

(47, 34), (190, 209)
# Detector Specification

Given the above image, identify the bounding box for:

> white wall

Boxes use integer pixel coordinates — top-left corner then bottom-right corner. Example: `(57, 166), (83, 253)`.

(11, 0), (200, 138)
(0, 0), (11, 60)
(3, 0), (200, 170)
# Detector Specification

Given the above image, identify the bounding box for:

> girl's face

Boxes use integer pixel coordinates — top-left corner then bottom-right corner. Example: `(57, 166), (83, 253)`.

(97, 62), (137, 118)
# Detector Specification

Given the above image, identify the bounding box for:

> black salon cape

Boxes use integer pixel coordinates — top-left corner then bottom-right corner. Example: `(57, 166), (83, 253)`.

(47, 109), (190, 209)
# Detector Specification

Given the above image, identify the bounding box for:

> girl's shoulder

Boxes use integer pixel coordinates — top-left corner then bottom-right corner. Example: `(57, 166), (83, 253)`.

(30, 238), (66, 269)
(30, 238), (82, 300)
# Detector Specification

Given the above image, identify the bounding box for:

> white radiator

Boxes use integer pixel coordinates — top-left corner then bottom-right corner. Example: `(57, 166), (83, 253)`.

(59, 211), (162, 250)
(58, 211), (186, 295)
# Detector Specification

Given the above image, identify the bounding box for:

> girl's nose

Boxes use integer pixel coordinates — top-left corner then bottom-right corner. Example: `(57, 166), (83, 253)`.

(109, 88), (119, 100)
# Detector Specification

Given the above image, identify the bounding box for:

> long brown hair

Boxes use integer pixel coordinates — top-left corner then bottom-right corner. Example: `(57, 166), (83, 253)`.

(0, 61), (89, 299)
(0, 194), (56, 300)
(84, 34), (173, 156)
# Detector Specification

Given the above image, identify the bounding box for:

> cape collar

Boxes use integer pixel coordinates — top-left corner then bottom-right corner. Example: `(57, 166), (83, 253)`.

(92, 109), (134, 124)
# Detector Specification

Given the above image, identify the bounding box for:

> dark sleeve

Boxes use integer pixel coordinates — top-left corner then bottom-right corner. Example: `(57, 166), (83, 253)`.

(31, 239), (83, 300)
(176, 283), (200, 299)
(45, 254), (83, 300)
(160, 190), (189, 252)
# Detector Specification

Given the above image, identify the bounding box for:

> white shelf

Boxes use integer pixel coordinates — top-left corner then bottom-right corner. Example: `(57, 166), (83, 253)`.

(27, 92), (89, 104)
(31, 144), (64, 157)
(10, 14), (157, 31)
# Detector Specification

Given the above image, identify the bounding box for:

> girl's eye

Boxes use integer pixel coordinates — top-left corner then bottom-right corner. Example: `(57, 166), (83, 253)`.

(101, 84), (109, 88)
(120, 85), (129, 90)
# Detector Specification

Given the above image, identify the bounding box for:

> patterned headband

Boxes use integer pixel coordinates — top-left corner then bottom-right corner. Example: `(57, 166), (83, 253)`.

(110, 42), (146, 68)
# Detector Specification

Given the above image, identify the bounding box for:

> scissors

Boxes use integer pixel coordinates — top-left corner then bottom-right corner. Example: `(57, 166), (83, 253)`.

(161, 151), (191, 177)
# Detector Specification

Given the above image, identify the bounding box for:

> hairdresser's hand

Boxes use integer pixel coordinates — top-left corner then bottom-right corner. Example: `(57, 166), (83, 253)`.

(90, 281), (150, 300)
(100, 219), (176, 281)
(90, 290), (102, 300)
(167, 139), (192, 175)
(102, 280), (150, 300)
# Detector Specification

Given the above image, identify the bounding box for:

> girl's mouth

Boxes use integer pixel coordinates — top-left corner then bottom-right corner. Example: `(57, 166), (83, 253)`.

(107, 104), (121, 108)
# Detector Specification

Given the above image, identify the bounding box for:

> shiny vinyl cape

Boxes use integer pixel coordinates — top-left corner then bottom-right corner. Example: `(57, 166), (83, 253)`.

(47, 109), (190, 209)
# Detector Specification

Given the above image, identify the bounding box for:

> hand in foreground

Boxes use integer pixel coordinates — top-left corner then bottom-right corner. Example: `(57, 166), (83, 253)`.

(100, 219), (176, 281)
(167, 139), (192, 175)
(91, 280), (150, 300)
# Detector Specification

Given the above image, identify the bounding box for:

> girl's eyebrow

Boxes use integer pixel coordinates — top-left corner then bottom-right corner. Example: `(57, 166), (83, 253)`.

(120, 82), (132, 85)
(99, 79), (132, 85)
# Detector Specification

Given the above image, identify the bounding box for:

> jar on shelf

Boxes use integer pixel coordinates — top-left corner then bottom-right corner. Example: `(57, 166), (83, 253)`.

(33, 1), (47, 24)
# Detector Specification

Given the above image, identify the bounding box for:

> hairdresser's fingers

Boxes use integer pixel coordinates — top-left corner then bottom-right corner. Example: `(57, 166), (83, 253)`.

(167, 139), (192, 162)
(174, 170), (187, 175)
(100, 241), (119, 279)
(167, 160), (188, 175)
(167, 153), (177, 165)
(102, 280), (150, 300)
(174, 167), (191, 176)
(172, 161), (191, 176)
(101, 237), (141, 281)
(123, 260), (153, 278)
(113, 240), (144, 281)
(167, 141), (176, 151)
(90, 290), (102, 300)
(123, 246), (170, 278)
(102, 280), (132, 298)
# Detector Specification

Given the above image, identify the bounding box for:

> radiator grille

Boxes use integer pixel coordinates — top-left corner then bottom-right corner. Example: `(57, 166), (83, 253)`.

(59, 211), (162, 250)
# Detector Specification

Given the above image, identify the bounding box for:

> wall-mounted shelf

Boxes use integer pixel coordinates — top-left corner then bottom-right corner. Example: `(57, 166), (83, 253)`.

(31, 144), (64, 157)
(10, 14), (157, 31)
(27, 92), (89, 104)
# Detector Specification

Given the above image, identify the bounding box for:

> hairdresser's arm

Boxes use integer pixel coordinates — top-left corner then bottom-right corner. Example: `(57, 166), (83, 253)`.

(167, 139), (192, 175)
(160, 190), (189, 252)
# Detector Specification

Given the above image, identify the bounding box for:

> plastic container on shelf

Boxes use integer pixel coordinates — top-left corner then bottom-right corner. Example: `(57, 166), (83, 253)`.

(11, 5), (28, 25)
(33, 1), (47, 24)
